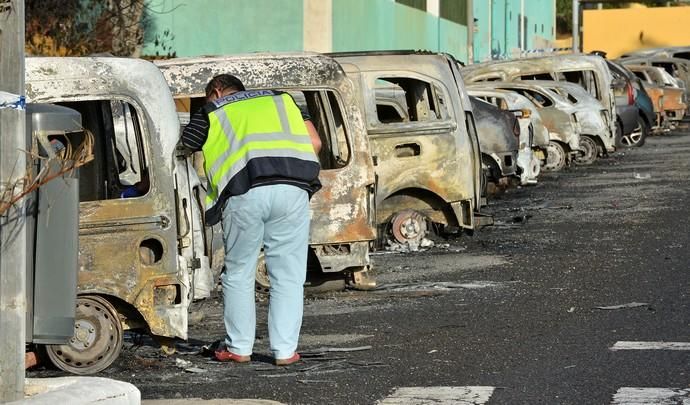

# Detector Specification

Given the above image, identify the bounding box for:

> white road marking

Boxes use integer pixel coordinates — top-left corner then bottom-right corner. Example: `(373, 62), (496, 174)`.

(379, 386), (495, 404)
(610, 341), (690, 351)
(611, 387), (690, 404)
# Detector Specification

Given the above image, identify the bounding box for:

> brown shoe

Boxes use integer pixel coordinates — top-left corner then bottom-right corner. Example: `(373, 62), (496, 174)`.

(215, 348), (250, 363)
(275, 352), (301, 366)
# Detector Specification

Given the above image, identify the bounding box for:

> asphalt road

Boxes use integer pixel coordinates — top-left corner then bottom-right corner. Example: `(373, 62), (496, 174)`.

(29, 130), (690, 404)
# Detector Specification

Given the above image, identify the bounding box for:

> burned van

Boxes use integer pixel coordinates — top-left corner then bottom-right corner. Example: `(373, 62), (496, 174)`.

(25, 57), (212, 374)
(333, 51), (483, 246)
(155, 53), (377, 291)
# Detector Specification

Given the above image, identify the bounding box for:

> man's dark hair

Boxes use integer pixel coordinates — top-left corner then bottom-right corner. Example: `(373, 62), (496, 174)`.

(205, 74), (246, 98)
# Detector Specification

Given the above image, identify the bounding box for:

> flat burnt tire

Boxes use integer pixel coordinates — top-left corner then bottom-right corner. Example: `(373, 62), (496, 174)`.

(574, 136), (598, 165)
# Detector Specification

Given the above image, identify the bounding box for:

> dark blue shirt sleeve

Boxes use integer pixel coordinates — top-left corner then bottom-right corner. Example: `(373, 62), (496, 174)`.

(181, 109), (210, 152)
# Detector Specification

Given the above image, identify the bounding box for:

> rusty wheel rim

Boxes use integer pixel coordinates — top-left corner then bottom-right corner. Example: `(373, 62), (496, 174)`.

(390, 210), (428, 245)
(45, 295), (123, 375)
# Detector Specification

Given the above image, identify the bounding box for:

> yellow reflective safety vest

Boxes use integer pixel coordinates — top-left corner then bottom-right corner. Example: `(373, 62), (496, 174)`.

(201, 90), (321, 225)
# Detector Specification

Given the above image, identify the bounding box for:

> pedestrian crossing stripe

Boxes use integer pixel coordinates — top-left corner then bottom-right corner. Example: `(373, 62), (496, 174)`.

(610, 341), (690, 351)
(378, 386), (495, 404)
(612, 387), (690, 404)
(376, 386), (690, 404)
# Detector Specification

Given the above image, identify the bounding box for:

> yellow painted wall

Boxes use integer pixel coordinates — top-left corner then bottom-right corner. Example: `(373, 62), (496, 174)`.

(583, 6), (690, 58)
(554, 37), (572, 49)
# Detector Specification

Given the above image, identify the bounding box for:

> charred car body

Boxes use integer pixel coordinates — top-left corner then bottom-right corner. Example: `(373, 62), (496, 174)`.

(620, 56), (690, 108)
(25, 57), (214, 374)
(468, 96), (521, 189)
(155, 53), (378, 291)
(538, 80), (615, 164)
(333, 51), (484, 246)
(467, 87), (549, 185)
(624, 64), (688, 130)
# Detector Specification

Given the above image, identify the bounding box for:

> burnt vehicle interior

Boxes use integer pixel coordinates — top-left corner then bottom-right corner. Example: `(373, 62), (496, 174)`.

(547, 88), (580, 104)
(631, 70), (654, 84)
(502, 88), (554, 108)
(473, 95), (510, 110)
(58, 100), (150, 201)
(373, 78), (445, 124)
(556, 71), (600, 99)
(632, 67), (678, 88)
(519, 70), (600, 100)
(520, 73), (553, 81)
(652, 61), (686, 76)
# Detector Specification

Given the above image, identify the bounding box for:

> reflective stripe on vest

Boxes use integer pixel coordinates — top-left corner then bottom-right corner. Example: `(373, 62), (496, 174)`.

(202, 92), (318, 210)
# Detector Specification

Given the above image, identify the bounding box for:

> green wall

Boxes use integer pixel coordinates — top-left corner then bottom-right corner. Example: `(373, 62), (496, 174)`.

(439, 19), (468, 63)
(331, 0), (468, 62)
(472, 0), (555, 62)
(143, 0), (304, 57)
(142, 0), (550, 64)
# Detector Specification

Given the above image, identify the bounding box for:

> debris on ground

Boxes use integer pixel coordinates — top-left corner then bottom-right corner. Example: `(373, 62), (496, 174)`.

(174, 358), (193, 369)
(184, 367), (207, 373)
(633, 172), (652, 180)
(385, 237), (435, 252)
(174, 357), (207, 373)
(200, 340), (222, 357)
(493, 215), (533, 228)
(594, 302), (649, 310)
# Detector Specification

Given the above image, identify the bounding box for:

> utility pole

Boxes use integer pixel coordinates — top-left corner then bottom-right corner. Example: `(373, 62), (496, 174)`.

(572, 0), (580, 52)
(0, 0), (26, 401)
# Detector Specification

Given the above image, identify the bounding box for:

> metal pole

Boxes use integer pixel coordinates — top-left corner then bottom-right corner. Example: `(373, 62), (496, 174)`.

(487, 0), (492, 61)
(520, 0), (525, 51)
(572, 0), (580, 52)
(467, 0), (474, 64)
(0, 0), (27, 401)
(426, 0), (440, 52)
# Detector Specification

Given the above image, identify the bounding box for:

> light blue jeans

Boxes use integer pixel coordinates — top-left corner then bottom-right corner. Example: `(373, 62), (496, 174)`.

(220, 184), (310, 359)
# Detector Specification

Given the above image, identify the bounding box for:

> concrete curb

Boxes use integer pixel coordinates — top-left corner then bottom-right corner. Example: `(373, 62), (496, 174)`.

(8, 377), (140, 404)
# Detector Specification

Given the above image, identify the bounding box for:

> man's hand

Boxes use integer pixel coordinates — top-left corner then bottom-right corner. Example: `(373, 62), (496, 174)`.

(305, 120), (322, 155)
(175, 142), (194, 158)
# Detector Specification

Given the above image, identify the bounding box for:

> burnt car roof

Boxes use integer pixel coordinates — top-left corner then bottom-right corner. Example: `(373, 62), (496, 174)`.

(155, 52), (350, 97)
